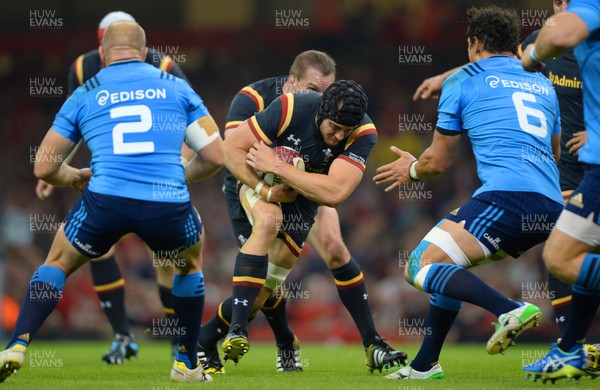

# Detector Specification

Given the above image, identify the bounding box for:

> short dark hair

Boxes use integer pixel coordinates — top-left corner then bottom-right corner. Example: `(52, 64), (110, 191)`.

(289, 50), (336, 79)
(466, 5), (520, 55)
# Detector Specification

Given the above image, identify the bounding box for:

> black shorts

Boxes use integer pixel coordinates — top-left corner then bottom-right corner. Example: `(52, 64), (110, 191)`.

(225, 171), (317, 256)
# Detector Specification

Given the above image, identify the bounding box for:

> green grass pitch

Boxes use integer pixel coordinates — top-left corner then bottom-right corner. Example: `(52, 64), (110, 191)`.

(1, 341), (596, 389)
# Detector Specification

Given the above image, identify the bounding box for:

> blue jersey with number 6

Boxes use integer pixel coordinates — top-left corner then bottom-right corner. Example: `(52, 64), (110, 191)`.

(51, 59), (209, 202)
(436, 56), (562, 204)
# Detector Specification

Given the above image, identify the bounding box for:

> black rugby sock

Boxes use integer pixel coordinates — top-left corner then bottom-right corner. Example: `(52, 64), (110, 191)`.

(332, 258), (378, 348)
(90, 256), (130, 335)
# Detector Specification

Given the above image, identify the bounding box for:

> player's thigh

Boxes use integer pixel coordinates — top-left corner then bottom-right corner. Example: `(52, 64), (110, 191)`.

(446, 191), (562, 263)
(544, 170), (600, 277)
(45, 224), (93, 276)
(59, 189), (126, 272)
(543, 226), (595, 281)
(416, 219), (487, 268)
(135, 201), (205, 273)
(89, 245), (116, 262)
(239, 184), (282, 234)
(307, 206), (350, 266)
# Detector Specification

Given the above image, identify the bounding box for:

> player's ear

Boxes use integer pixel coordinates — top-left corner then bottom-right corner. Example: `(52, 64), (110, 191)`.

(99, 46), (105, 64)
(473, 37), (483, 53)
(142, 47), (148, 60)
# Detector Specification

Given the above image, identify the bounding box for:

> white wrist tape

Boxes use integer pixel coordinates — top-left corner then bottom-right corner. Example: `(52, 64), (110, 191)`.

(409, 160), (421, 181)
(255, 180), (267, 197)
(529, 45), (541, 64)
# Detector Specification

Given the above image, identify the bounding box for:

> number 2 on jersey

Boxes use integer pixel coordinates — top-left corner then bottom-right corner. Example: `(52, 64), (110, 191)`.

(111, 104), (154, 154)
(512, 92), (547, 137)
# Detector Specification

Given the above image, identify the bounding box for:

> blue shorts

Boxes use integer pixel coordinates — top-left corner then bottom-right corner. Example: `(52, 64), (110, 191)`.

(63, 188), (202, 258)
(445, 191), (563, 257)
(564, 165), (600, 224)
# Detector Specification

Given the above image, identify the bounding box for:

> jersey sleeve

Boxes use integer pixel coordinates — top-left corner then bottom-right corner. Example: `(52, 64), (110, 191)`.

(248, 93), (294, 145)
(179, 80), (210, 125)
(436, 74), (464, 135)
(569, 0), (600, 33)
(338, 116), (377, 172)
(552, 94), (562, 137)
(51, 90), (83, 143)
(225, 86), (264, 132)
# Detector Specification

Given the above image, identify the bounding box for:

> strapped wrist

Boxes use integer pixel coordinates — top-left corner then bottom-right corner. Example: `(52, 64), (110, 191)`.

(529, 45), (542, 64)
(254, 180), (270, 198)
(409, 160), (421, 181)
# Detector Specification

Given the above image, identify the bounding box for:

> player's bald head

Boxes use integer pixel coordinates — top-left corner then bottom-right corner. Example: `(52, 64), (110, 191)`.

(102, 21), (146, 53)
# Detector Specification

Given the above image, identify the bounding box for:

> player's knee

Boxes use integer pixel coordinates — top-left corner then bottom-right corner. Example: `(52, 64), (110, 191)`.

(404, 249), (426, 286)
(252, 205), (282, 242)
(543, 244), (575, 282)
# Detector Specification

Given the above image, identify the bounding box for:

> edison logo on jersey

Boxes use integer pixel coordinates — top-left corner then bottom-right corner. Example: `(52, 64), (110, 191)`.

(484, 75), (551, 95)
(95, 88), (167, 106)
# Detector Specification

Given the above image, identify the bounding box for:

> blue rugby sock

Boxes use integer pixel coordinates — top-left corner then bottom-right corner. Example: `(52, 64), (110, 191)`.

(172, 272), (205, 369)
(410, 294), (460, 372)
(558, 254), (600, 351)
(7, 265), (66, 349)
(423, 263), (519, 317)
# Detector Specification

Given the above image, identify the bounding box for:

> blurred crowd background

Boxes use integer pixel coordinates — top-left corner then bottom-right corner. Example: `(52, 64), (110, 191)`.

(1, 0), (597, 346)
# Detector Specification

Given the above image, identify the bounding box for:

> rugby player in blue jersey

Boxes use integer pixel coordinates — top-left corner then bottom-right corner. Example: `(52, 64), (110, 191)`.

(521, 0), (600, 382)
(375, 6), (563, 380)
(0, 21), (223, 383)
(412, 0), (599, 379)
(34, 11), (192, 364)
(198, 51), (406, 374)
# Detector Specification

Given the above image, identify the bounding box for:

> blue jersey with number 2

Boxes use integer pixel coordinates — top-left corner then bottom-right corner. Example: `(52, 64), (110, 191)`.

(51, 60), (209, 202)
(436, 56), (562, 204)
